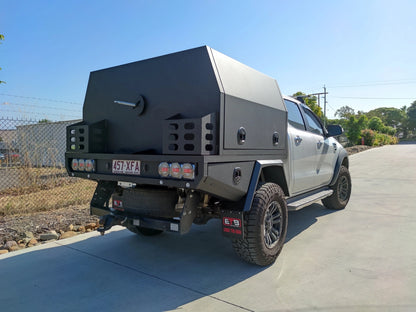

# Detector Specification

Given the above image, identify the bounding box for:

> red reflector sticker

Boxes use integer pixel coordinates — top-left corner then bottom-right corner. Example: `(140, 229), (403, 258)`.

(113, 200), (123, 207)
(112, 199), (124, 211)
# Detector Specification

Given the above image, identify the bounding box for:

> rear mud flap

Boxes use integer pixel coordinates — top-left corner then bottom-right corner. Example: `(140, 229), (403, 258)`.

(221, 210), (244, 239)
(90, 181), (117, 214)
(178, 191), (200, 234)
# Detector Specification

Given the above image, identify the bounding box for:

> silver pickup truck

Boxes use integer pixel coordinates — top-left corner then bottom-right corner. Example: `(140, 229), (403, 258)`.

(65, 46), (351, 266)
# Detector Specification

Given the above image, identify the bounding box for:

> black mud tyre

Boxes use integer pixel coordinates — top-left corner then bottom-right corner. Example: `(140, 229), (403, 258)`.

(322, 165), (351, 210)
(232, 183), (288, 266)
(125, 220), (163, 236)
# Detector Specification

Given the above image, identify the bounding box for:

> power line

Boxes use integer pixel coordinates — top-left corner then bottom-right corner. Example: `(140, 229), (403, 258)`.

(332, 96), (414, 100)
(0, 93), (82, 105)
(326, 103), (337, 112)
(328, 80), (416, 88)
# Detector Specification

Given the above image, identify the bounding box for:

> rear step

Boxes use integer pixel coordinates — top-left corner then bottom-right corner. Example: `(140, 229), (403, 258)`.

(287, 188), (333, 211)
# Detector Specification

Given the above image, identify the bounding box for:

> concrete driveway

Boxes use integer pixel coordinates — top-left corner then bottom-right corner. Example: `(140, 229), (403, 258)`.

(1, 144), (415, 312)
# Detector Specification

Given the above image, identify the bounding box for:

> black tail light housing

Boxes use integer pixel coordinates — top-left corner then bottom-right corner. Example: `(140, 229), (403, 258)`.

(66, 120), (107, 153)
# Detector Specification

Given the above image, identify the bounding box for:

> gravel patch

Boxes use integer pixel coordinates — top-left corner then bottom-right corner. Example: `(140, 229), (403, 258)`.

(0, 205), (99, 252)
(345, 145), (375, 155)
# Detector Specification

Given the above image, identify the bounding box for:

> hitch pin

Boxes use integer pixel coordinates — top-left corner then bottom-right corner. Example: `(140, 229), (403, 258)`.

(114, 100), (137, 108)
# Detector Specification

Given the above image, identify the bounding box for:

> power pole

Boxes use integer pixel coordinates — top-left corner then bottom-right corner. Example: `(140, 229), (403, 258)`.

(323, 85), (327, 126)
(296, 89), (328, 125)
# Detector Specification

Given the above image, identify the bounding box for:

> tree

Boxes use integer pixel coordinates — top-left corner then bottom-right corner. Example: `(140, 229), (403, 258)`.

(407, 100), (416, 131)
(368, 116), (384, 132)
(292, 91), (323, 117)
(381, 126), (396, 136)
(346, 115), (368, 145)
(335, 106), (355, 119)
(366, 107), (406, 129)
(329, 112), (368, 145)
(38, 119), (52, 123)
(327, 118), (348, 130)
(0, 34), (4, 84)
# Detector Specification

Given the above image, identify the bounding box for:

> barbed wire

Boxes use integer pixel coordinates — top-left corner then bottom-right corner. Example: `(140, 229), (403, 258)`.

(0, 116), (39, 122)
(1, 109), (80, 119)
(1, 101), (81, 112)
(0, 93), (82, 105)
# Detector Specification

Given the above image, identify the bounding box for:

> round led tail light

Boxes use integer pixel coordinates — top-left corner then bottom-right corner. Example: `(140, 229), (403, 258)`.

(85, 159), (95, 172)
(78, 159), (85, 171)
(182, 163), (195, 180)
(170, 162), (182, 179)
(71, 159), (79, 171)
(158, 162), (170, 177)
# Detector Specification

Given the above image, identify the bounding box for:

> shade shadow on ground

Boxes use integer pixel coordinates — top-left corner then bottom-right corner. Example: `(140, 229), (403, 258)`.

(0, 203), (337, 311)
(286, 203), (337, 242)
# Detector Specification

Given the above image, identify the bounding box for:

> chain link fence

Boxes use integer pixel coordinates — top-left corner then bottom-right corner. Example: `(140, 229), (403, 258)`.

(0, 118), (96, 216)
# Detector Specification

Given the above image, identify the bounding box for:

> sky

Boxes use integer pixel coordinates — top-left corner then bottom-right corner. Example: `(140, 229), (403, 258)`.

(1, 0), (415, 121)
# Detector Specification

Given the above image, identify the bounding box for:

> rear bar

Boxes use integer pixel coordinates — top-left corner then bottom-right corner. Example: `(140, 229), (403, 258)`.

(65, 152), (205, 188)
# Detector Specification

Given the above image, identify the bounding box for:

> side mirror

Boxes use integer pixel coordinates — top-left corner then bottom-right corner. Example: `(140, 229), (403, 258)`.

(326, 125), (344, 137)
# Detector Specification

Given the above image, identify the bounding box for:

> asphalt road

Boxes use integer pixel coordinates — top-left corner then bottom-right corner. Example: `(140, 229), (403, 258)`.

(1, 144), (415, 312)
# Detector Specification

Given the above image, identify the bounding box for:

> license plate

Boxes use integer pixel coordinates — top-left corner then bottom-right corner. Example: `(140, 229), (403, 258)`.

(112, 160), (141, 175)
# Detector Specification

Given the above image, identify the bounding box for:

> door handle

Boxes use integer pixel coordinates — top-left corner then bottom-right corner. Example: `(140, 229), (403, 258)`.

(317, 141), (323, 149)
(294, 136), (302, 145)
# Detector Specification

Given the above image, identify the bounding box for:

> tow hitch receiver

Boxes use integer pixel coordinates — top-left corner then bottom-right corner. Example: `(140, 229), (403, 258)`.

(97, 214), (126, 235)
